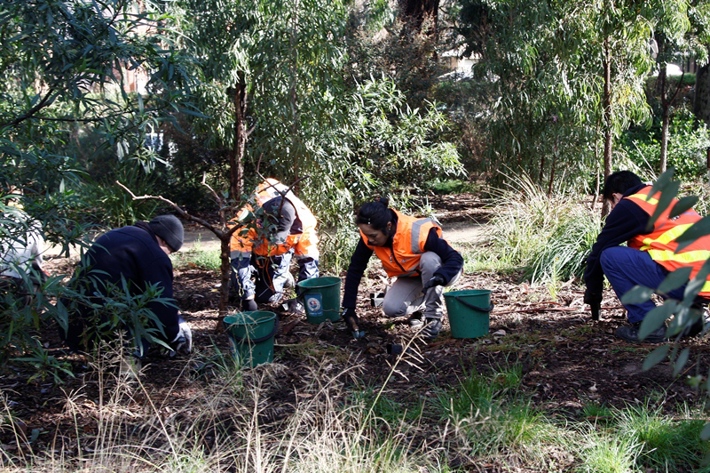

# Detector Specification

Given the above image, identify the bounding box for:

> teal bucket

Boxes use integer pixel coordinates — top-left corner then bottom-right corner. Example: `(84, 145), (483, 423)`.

(297, 276), (342, 324)
(444, 290), (493, 339)
(223, 311), (278, 367)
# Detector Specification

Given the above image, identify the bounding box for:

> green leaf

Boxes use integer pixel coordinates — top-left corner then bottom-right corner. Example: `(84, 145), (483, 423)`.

(639, 302), (675, 339)
(656, 267), (692, 295)
(669, 195), (698, 218)
(643, 345), (669, 371)
(675, 216), (710, 252)
(621, 285), (654, 305)
(646, 180), (679, 232)
(701, 422), (710, 441)
(672, 347), (690, 377)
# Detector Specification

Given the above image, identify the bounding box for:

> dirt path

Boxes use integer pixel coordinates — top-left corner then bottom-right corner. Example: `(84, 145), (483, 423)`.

(181, 220), (488, 252)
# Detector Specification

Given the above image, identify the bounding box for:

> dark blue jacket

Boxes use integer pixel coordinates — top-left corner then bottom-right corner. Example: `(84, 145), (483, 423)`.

(64, 223), (179, 349)
(583, 184), (650, 295)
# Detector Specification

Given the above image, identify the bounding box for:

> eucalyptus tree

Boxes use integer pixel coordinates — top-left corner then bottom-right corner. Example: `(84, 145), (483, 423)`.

(457, 0), (659, 195)
(167, 0), (349, 201)
(0, 0), (193, 239)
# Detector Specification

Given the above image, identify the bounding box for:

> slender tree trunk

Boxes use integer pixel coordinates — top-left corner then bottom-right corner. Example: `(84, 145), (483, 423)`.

(220, 73), (248, 316)
(602, 37), (613, 217)
(289, 0), (300, 189)
(229, 75), (247, 202)
(694, 64), (710, 173)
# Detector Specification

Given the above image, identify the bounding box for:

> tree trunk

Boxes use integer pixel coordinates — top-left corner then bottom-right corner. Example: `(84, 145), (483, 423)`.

(229, 75), (247, 202)
(694, 64), (710, 173)
(602, 37), (613, 217)
(399, 0), (439, 35)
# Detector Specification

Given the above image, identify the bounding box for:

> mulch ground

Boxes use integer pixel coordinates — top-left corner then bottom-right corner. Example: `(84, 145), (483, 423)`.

(2, 194), (710, 461)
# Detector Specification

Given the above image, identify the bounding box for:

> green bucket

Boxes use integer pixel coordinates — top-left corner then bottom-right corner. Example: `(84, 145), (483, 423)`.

(444, 290), (493, 339)
(297, 276), (341, 324)
(223, 311), (278, 367)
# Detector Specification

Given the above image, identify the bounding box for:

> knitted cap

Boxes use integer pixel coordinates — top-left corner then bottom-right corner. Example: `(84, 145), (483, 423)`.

(148, 215), (184, 252)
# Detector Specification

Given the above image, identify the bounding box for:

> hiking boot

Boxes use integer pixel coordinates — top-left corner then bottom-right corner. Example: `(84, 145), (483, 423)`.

(420, 318), (443, 341)
(615, 322), (666, 343)
(408, 311), (424, 328)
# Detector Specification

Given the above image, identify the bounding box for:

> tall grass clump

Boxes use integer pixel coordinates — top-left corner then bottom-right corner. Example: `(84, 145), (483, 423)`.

(611, 403), (710, 471)
(486, 173), (601, 285)
(437, 364), (573, 470)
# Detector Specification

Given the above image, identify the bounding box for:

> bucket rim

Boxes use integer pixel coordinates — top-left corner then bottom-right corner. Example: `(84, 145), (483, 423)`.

(444, 289), (492, 298)
(223, 310), (277, 327)
(296, 276), (341, 288)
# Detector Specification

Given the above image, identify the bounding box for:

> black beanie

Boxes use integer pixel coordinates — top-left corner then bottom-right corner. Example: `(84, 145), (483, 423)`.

(148, 215), (184, 252)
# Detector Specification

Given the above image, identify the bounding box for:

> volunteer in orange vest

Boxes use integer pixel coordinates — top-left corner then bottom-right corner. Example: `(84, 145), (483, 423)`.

(584, 170), (710, 343)
(229, 178), (319, 312)
(340, 197), (463, 340)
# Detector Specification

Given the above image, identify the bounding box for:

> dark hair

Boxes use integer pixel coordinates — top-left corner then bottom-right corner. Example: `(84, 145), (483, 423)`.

(356, 197), (392, 231)
(602, 171), (643, 201)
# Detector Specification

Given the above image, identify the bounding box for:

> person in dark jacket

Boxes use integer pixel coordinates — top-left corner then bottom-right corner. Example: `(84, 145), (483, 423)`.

(62, 215), (192, 357)
(584, 171), (710, 343)
(340, 198), (464, 340)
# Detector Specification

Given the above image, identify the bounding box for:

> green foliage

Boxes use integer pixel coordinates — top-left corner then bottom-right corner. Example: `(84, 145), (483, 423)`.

(620, 108), (710, 181)
(61, 269), (178, 357)
(173, 246), (222, 272)
(487, 173), (600, 284)
(613, 403), (710, 470)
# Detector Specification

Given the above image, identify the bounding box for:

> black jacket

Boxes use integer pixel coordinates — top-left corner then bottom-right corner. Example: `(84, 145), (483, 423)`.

(583, 184), (650, 295)
(342, 224), (464, 309)
(64, 223), (180, 349)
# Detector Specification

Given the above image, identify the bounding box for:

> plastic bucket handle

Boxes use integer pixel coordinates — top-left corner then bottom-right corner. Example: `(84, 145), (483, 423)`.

(224, 318), (279, 344)
(452, 295), (494, 313)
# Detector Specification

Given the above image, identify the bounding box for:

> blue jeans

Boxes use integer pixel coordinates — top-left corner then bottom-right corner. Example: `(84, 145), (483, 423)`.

(600, 246), (686, 323)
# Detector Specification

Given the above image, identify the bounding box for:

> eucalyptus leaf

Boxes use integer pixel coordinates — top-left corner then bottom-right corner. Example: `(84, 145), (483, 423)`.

(669, 195), (698, 218)
(702, 422), (710, 441)
(674, 216), (710, 252)
(642, 345), (669, 371)
(621, 285), (654, 305)
(639, 302), (675, 339)
(672, 347), (690, 377)
(656, 267), (691, 295)
(646, 180), (679, 232)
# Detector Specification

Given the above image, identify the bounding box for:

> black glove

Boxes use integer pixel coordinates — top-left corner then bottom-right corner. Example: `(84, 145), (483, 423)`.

(423, 274), (446, 292)
(242, 298), (258, 311)
(341, 308), (365, 339)
(583, 290), (602, 321)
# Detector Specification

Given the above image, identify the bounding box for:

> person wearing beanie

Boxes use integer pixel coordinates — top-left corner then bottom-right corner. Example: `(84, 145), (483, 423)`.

(60, 214), (191, 357)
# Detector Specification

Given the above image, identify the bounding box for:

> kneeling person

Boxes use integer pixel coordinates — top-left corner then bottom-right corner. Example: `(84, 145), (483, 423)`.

(61, 215), (192, 357)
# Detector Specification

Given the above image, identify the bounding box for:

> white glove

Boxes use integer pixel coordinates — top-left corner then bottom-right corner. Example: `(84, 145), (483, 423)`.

(170, 319), (193, 356)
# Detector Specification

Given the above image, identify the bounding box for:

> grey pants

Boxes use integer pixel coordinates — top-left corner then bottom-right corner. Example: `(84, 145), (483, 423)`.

(381, 252), (462, 320)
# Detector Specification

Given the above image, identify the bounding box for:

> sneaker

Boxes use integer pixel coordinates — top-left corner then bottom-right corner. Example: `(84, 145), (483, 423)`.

(615, 322), (666, 343)
(408, 311), (424, 328)
(420, 318), (443, 341)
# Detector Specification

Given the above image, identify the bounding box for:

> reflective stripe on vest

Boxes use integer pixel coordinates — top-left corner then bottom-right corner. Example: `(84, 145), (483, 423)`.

(362, 209), (442, 278)
(626, 186), (710, 296)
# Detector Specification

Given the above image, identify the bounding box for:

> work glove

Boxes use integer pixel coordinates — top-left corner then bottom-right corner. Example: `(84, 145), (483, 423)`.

(341, 307), (365, 339)
(583, 290), (602, 321)
(170, 318), (193, 356)
(422, 274), (446, 292)
(242, 298), (258, 312)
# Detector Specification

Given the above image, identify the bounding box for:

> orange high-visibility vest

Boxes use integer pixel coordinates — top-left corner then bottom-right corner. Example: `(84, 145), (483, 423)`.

(230, 179), (318, 258)
(361, 209), (441, 278)
(626, 185), (710, 296)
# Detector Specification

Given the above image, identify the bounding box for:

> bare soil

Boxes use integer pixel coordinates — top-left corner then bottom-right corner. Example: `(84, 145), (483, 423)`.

(3, 193), (710, 466)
